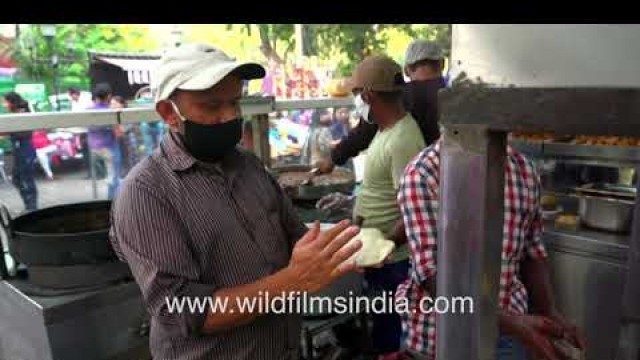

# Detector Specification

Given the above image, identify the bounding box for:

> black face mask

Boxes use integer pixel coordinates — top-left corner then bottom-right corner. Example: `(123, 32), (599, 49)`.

(180, 118), (243, 162)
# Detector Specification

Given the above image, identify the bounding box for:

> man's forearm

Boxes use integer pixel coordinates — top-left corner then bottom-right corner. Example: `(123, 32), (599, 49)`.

(498, 310), (527, 337)
(331, 119), (377, 166)
(521, 256), (555, 316)
(202, 267), (299, 333)
(387, 219), (407, 246)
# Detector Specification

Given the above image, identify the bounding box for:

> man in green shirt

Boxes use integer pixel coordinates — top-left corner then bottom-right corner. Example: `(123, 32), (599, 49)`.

(349, 54), (426, 359)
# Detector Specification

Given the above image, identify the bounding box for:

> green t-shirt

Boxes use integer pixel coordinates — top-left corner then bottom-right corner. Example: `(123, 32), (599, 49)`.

(354, 113), (425, 262)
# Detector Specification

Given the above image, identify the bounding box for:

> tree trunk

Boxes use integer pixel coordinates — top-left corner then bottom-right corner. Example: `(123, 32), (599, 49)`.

(258, 25), (284, 65)
(355, 28), (368, 60)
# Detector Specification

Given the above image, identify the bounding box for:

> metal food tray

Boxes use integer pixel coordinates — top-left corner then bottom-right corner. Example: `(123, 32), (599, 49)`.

(575, 183), (637, 200)
(510, 140), (544, 158)
(512, 140), (640, 166)
(269, 165), (355, 201)
(544, 143), (640, 164)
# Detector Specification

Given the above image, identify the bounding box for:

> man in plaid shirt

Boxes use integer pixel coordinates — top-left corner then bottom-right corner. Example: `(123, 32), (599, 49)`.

(397, 140), (584, 360)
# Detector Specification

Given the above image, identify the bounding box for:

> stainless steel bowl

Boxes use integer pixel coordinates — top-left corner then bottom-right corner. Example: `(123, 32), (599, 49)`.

(578, 195), (634, 233)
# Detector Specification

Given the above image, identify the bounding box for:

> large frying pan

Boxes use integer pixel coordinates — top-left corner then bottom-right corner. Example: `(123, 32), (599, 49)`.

(0, 201), (132, 289)
(269, 165), (356, 201)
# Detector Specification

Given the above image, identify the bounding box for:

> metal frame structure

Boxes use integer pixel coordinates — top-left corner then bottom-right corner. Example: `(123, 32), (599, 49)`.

(0, 96), (353, 133)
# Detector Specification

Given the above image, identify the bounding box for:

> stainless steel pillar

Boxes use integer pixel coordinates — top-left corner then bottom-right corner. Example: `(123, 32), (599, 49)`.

(437, 125), (506, 360)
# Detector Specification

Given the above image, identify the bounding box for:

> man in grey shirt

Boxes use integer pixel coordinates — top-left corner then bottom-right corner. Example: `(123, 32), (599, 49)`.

(110, 43), (362, 360)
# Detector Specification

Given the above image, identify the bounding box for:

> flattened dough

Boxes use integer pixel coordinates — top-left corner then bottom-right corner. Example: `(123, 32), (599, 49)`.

(347, 228), (395, 267)
(305, 223), (395, 267)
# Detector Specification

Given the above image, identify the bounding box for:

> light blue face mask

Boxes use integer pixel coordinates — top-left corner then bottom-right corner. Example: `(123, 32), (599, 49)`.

(353, 94), (372, 124)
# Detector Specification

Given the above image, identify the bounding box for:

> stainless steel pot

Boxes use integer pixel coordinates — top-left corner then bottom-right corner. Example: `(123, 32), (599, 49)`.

(578, 196), (634, 233)
(576, 183), (636, 233)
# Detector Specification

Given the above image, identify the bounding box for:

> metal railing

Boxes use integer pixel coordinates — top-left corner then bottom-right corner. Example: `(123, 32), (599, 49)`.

(0, 96), (355, 207)
(0, 96), (355, 132)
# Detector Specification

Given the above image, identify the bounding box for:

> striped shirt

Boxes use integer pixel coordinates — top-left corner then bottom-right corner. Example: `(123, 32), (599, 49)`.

(110, 131), (308, 360)
(396, 140), (548, 358)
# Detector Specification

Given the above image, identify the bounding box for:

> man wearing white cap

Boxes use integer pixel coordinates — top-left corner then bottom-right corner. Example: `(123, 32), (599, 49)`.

(109, 43), (362, 360)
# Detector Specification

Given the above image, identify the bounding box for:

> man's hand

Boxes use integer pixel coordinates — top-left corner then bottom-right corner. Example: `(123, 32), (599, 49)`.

(550, 312), (586, 350)
(286, 220), (362, 293)
(519, 256), (586, 351)
(316, 192), (354, 212)
(201, 220), (361, 333)
(386, 219), (407, 246)
(315, 158), (335, 174)
(501, 313), (565, 360)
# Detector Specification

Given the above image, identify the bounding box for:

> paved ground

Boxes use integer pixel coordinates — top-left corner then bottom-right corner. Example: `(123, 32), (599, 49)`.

(0, 161), (111, 217)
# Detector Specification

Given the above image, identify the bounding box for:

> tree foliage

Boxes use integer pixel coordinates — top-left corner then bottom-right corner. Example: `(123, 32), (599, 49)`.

(10, 24), (451, 96)
(231, 24), (451, 76)
(229, 24), (296, 64)
(12, 24), (150, 93)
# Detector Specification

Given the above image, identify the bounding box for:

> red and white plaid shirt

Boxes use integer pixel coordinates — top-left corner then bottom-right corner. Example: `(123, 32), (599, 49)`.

(396, 140), (547, 358)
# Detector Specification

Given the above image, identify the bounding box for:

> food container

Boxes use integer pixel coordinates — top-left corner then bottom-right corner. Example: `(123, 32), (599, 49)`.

(325, 78), (351, 97)
(271, 165), (355, 201)
(576, 183), (636, 233)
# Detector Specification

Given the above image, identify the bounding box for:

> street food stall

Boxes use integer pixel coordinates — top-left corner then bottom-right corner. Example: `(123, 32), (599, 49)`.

(437, 24), (640, 360)
(4, 24), (640, 360)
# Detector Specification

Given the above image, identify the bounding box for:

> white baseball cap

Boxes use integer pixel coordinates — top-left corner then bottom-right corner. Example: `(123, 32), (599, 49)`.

(151, 43), (265, 103)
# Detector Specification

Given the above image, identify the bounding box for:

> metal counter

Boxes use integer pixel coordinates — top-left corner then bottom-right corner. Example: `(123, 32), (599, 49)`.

(543, 223), (632, 360)
(0, 280), (149, 360)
